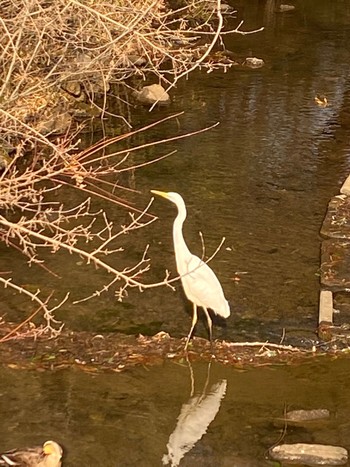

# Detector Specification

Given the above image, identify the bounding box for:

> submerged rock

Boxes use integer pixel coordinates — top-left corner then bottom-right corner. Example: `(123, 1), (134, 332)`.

(286, 409), (330, 422)
(279, 4), (296, 12)
(134, 84), (170, 106)
(270, 443), (348, 465)
(243, 57), (265, 69)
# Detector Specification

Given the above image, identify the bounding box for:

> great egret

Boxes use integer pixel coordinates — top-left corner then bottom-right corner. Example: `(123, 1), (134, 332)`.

(151, 191), (230, 349)
(0, 440), (63, 467)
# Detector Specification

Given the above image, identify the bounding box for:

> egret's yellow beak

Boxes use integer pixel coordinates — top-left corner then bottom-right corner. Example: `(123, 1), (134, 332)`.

(151, 190), (169, 199)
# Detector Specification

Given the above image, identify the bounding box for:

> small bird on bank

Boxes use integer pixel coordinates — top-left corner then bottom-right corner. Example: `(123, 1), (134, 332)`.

(0, 440), (63, 467)
(151, 190), (230, 350)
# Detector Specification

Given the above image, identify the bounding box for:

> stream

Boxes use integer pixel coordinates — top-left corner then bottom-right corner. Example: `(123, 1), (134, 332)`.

(1, 0), (350, 465)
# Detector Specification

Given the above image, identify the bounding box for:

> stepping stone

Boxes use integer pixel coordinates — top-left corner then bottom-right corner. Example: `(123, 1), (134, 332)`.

(321, 239), (350, 290)
(270, 443), (348, 465)
(321, 195), (350, 239)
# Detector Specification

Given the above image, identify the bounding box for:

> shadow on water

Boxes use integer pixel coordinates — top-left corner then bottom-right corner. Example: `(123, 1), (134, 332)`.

(1, 357), (350, 465)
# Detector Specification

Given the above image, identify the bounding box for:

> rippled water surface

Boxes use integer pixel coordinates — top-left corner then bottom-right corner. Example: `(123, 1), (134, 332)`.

(2, 1), (350, 464)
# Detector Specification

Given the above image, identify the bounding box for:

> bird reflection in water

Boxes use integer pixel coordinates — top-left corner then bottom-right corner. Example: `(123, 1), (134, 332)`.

(162, 361), (227, 467)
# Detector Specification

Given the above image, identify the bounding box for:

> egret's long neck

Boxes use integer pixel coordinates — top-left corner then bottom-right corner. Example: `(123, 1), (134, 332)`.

(173, 200), (192, 268)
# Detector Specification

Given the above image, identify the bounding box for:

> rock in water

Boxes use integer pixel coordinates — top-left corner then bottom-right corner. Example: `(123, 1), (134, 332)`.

(280, 4), (296, 12)
(270, 443), (348, 465)
(286, 409), (330, 422)
(243, 57), (264, 69)
(134, 84), (170, 106)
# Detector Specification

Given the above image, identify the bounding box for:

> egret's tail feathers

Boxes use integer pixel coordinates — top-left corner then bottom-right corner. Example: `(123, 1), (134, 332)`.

(217, 300), (230, 319)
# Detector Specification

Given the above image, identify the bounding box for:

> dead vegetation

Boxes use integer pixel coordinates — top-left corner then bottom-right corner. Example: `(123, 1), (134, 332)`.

(0, 325), (323, 372)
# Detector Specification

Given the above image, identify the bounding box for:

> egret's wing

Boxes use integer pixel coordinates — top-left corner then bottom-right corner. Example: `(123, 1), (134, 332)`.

(181, 255), (229, 314)
(162, 380), (227, 466)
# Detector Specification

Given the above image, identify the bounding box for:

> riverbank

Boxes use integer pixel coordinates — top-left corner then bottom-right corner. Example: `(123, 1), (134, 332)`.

(1, 317), (350, 373)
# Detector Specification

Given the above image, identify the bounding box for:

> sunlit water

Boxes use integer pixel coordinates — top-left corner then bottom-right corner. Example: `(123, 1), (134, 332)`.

(1, 1), (350, 464)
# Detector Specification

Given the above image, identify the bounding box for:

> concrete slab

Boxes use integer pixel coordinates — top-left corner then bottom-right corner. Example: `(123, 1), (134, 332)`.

(319, 290), (333, 324)
(333, 291), (350, 325)
(321, 195), (350, 239)
(321, 239), (350, 290)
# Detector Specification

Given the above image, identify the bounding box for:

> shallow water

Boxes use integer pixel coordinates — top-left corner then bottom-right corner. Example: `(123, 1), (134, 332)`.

(1, 358), (350, 466)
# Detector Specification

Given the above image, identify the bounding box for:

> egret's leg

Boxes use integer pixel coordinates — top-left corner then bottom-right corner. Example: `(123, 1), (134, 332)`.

(185, 303), (198, 351)
(202, 307), (213, 343)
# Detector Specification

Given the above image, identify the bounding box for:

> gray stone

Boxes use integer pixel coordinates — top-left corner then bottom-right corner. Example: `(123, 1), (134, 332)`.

(243, 57), (264, 69)
(134, 84), (170, 106)
(280, 4), (296, 12)
(270, 443), (348, 465)
(286, 409), (331, 422)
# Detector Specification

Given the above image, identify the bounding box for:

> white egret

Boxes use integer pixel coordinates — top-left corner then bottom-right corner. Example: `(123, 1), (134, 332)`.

(151, 191), (230, 349)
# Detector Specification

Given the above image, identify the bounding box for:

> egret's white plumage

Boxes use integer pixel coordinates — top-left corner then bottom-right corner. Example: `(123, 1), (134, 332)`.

(151, 191), (230, 349)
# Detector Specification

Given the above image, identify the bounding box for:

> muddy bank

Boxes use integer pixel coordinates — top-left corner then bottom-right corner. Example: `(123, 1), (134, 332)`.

(0, 321), (347, 373)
